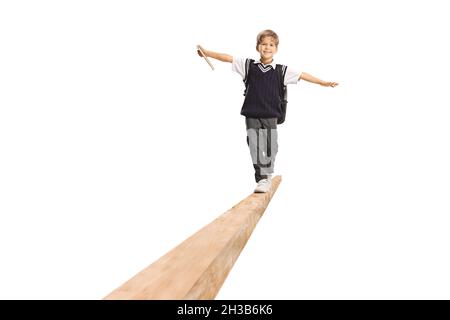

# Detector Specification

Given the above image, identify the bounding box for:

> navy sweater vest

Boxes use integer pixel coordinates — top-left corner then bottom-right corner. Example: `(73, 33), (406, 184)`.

(241, 63), (282, 119)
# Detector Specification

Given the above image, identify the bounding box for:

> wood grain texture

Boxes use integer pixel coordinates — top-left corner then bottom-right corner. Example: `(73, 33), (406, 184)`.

(104, 176), (281, 300)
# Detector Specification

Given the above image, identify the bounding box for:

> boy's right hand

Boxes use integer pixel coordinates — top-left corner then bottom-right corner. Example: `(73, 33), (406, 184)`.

(196, 46), (232, 64)
(197, 45), (207, 57)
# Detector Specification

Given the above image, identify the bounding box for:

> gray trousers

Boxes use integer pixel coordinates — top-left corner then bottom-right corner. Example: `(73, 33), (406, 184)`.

(246, 117), (278, 182)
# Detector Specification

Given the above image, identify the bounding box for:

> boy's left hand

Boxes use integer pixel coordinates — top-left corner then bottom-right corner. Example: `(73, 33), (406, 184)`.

(321, 81), (339, 87)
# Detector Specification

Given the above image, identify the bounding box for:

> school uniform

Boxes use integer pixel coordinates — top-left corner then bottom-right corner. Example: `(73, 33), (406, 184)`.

(232, 57), (302, 182)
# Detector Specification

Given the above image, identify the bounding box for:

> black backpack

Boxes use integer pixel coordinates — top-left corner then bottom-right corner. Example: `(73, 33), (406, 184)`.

(243, 58), (288, 124)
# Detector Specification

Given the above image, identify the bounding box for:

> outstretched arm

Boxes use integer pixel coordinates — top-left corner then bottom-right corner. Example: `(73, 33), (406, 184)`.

(300, 72), (339, 87)
(197, 45), (233, 63)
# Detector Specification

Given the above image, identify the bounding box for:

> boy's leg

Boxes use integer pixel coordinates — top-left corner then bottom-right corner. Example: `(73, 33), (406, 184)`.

(259, 118), (278, 178)
(246, 118), (262, 182)
(246, 118), (278, 183)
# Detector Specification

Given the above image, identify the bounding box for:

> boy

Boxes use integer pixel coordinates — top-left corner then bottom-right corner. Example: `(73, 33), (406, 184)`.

(198, 30), (338, 193)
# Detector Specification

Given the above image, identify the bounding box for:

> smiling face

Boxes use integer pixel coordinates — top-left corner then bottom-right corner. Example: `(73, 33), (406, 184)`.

(257, 36), (278, 63)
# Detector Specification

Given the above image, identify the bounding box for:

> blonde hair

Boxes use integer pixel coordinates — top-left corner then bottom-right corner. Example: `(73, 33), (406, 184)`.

(256, 29), (279, 50)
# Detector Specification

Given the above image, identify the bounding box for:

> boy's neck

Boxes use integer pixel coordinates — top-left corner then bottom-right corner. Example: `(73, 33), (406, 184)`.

(260, 57), (274, 65)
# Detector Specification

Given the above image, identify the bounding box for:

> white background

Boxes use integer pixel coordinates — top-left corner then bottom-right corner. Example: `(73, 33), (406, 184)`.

(1, 0), (449, 299)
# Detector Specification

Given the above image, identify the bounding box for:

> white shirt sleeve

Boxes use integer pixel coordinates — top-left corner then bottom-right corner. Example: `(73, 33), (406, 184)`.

(231, 57), (247, 80)
(284, 66), (302, 86)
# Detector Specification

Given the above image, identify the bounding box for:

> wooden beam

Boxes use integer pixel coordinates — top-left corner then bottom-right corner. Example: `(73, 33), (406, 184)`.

(104, 176), (282, 300)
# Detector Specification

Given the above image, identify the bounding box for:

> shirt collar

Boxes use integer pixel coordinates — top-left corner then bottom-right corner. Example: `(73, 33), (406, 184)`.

(254, 59), (277, 69)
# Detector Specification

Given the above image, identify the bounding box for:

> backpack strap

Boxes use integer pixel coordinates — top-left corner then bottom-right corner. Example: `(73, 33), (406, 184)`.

(243, 58), (254, 96)
(275, 64), (287, 94)
(276, 64), (288, 124)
